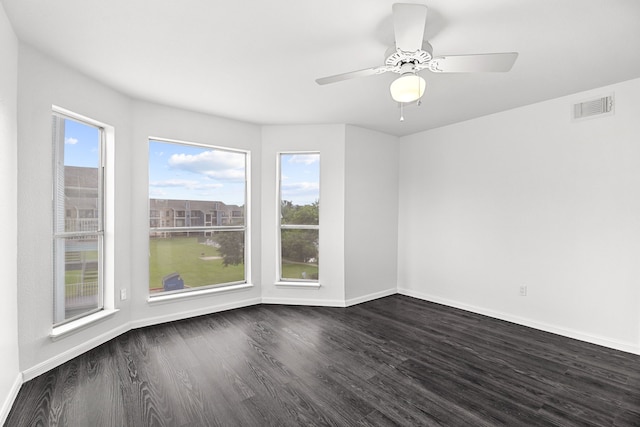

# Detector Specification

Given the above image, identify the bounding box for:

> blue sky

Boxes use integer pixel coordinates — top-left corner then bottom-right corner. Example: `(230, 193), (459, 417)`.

(63, 118), (99, 167)
(280, 153), (320, 205)
(149, 140), (246, 205)
(65, 130), (320, 206)
(149, 142), (320, 206)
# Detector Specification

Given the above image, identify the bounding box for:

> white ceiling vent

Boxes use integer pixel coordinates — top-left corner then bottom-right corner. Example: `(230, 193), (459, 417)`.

(573, 94), (614, 121)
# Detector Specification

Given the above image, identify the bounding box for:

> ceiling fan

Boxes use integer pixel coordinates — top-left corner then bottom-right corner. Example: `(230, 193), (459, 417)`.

(316, 3), (518, 107)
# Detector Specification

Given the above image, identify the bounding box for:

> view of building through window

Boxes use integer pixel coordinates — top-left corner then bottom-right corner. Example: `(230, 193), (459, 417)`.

(52, 112), (103, 325)
(279, 153), (320, 281)
(148, 140), (247, 294)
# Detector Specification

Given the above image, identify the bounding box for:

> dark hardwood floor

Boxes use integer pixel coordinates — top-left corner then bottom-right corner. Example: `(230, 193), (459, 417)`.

(6, 295), (640, 426)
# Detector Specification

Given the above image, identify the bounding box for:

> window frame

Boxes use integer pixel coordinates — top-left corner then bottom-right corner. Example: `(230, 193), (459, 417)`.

(147, 137), (251, 298)
(52, 108), (106, 327)
(277, 151), (320, 284)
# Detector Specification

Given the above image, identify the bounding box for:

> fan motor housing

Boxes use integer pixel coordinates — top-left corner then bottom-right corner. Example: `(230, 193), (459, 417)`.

(385, 41), (433, 71)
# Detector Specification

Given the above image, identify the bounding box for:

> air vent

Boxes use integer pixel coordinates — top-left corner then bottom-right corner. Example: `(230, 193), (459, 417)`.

(573, 94), (614, 120)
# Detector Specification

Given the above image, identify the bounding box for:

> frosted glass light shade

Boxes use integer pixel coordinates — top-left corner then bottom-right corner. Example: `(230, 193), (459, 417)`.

(390, 73), (426, 103)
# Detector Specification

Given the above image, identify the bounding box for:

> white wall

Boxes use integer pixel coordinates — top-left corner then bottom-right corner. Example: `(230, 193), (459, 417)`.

(398, 78), (640, 354)
(261, 125), (346, 306)
(0, 4), (21, 423)
(344, 125), (399, 304)
(10, 24), (639, 422)
(15, 44), (267, 379)
(16, 44), (134, 376)
(129, 100), (262, 328)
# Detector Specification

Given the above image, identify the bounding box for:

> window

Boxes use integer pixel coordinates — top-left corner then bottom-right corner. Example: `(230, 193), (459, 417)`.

(52, 111), (104, 325)
(148, 139), (248, 295)
(278, 153), (320, 282)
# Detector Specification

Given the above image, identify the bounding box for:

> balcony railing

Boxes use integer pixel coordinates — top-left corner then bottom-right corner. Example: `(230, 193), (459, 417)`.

(65, 281), (99, 309)
(66, 218), (99, 232)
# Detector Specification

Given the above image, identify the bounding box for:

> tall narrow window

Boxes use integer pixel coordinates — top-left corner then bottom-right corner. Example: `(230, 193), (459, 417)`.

(148, 139), (248, 295)
(52, 111), (104, 325)
(278, 152), (320, 282)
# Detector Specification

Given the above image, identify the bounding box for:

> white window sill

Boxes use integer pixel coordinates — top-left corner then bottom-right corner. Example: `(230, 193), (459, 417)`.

(275, 281), (321, 289)
(50, 309), (119, 341)
(148, 283), (254, 305)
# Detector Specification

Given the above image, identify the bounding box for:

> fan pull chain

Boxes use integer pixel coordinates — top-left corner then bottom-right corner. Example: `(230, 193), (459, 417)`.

(399, 102), (404, 122)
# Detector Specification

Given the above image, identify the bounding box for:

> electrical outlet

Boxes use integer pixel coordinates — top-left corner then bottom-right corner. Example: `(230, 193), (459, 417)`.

(519, 285), (527, 296)
(120, 288), (127, 300)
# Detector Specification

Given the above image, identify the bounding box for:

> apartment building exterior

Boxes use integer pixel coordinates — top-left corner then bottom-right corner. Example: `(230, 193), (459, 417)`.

(64, 166), (244, 232)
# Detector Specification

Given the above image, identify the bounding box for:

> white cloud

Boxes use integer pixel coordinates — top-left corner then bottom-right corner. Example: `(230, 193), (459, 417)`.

(150, 179), (197, 188)
(281, 181), (319, 203)
(149, 188), (168, 198)
(149, 179), (223, 191)
(288, 154), (319, 165)
(168, 150), (245, 182)
(282, 182), (319, 192)
(65, 137), (79, 145)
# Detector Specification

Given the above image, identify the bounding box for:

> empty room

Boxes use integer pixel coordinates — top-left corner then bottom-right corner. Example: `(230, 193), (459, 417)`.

(1, 0), (639, 425)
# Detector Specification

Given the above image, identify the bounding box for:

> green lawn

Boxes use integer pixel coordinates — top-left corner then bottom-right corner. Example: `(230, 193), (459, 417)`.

(281, 260), (319, 280)
(64, 250), (99, 297)
(149, 236), (244, 291)
(66, 239), (317, 294)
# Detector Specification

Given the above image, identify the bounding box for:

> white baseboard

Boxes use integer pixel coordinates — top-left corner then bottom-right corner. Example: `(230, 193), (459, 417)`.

(130, 297), (262, 330)
(345, 288), (397, 307)
(398, 287), (640, 356)
(20, 284), (636, 417)
(261, 296), (346, 307)
(23, 298), (262, 383)
(1, 372), (23, 426)
(23, 322), (130, 381)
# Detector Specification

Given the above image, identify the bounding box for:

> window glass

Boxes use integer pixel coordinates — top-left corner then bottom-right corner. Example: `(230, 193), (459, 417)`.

(52, 113), (103, 325)
(279, 153), (320, 281)
(148, 140), (247, 295)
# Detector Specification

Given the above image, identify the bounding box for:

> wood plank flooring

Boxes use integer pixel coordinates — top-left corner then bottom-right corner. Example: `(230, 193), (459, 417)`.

(6, 295), (640, 426)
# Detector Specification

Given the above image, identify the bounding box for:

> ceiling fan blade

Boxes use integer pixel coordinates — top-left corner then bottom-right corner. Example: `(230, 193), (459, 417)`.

(315, 66), (391, 85)
(428, 52), (518, 73)
(393, 3), (428, 52)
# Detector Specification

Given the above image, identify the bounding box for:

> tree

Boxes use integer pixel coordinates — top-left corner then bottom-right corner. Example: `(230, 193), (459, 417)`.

(280, 200), (319, 263)
(281, 229), (318, 263)
(281, 200), (319, 225)
(216, 231), (244, 266)
(214, 200), (320, 267)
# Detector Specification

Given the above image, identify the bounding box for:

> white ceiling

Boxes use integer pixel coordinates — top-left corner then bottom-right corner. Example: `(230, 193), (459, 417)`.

(3, 0), (640, 136)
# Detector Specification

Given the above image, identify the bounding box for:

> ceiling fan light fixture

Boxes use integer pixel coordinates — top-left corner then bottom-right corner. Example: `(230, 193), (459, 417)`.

(390, 73), (426, 103)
